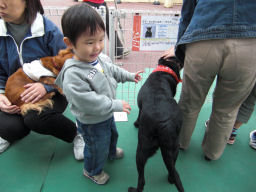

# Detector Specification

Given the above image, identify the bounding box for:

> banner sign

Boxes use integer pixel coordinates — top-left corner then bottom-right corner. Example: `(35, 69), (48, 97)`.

(132, 15), (180, 51)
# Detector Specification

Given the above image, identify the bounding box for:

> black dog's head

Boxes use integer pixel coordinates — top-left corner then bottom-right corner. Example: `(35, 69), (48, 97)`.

(158, 56), (182, 82)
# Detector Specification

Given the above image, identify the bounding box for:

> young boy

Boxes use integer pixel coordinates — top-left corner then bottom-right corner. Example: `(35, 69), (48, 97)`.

(56, 4), (143, 185)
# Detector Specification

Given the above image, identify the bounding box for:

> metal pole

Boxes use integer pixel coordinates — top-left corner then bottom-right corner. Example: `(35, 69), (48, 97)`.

(109, 7), (115, 61)
(98, 6), (107, 54)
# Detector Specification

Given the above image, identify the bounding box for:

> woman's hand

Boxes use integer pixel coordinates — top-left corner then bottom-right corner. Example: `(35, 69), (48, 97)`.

(122, 100), (131, 114)
(134, 70), (144, 83)
(162, 47), (175, 59)
(20, 82), (47, 103)
(0, 94), (20, 114)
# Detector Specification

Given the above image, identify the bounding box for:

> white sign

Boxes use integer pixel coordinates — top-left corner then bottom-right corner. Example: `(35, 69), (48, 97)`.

(114, 112), (128, 122)
(132, 15), (180, 51)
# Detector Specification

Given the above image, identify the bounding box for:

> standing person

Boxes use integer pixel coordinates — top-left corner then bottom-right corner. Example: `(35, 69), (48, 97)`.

(205, 84), (256, 145)
(57, 4), (143, 184)
(80, 0), (129, 59)
(0, 0), (77, 154)
(227, 83), (256, 148)
(174, 0), (256, 160)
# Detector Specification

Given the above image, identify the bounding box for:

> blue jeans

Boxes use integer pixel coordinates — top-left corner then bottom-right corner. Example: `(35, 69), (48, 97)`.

(76, 116), (118, 176)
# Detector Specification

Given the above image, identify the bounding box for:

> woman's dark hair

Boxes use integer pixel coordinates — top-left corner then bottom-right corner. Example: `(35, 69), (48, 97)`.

(61, 3), (105, 46)
(24, 0), (44, 25)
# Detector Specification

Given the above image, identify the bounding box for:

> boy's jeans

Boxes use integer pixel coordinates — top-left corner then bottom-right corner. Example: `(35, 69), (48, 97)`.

(76, 116), (118, 176)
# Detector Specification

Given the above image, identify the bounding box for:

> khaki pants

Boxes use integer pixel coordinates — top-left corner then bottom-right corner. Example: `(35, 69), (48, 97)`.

(179, 39), (256, 160)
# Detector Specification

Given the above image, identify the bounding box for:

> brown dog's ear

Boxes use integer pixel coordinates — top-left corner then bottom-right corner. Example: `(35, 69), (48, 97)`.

(40, 48), (73, 76)
(58, 48), (71, 57)
(40, 56), (59, 75)
(52, 48), (74, 74)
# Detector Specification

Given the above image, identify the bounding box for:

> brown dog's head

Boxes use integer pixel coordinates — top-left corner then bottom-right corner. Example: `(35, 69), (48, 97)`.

(40, 48), (73, 75)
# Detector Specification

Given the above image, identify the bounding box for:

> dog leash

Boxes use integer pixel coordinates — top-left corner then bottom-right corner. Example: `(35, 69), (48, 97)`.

(152, 65), (182, 83)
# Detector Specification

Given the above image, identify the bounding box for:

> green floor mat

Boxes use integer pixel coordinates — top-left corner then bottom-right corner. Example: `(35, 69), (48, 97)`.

(0, 133), (57, 192)
(41, 107), (255, 192)
(1, 69), (255, 192)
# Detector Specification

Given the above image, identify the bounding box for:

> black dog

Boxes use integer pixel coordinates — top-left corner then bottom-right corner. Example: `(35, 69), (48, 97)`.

(128, 57), (184, 192)
(145, 27), (152, 38)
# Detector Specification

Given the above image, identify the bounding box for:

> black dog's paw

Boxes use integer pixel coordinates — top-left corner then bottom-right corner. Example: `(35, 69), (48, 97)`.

(128, 187), (139, 192)
(134, 120), (139, 128)
(168, 175), (174, 184)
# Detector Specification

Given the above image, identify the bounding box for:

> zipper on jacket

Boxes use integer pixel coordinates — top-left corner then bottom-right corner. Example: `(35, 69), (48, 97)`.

(7, 34), (35, 66)
(6, 34), (23, 65)
(19, 36), (35, 65)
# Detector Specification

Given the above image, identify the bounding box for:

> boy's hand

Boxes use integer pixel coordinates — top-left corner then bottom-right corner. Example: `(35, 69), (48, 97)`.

(122, 100), (131, 114)
(134, 70), (144, 83)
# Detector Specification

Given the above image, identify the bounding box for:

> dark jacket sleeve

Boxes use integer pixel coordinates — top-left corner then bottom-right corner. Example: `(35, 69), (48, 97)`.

(175, 0), (197, 65)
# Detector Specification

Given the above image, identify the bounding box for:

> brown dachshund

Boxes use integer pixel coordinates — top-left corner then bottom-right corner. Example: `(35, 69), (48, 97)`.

(5, 48), (73, 116)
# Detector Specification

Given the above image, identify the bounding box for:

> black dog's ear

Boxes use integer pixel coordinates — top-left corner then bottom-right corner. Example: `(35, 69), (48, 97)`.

(158, 56), (183, 71)
(173, 57), (183, 70)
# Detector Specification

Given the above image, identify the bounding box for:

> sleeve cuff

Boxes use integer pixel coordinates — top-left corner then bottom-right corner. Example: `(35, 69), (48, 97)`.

(112, 99), (123, 112)
(43, 84), (55, 93)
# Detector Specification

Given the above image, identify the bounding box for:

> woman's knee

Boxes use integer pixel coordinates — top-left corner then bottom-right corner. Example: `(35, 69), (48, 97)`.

(0, 112), (30, 142)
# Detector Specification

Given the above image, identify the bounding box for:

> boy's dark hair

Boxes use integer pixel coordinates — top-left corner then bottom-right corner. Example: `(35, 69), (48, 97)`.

(61, 3), (106, 45)
(24, 0), (44, 25)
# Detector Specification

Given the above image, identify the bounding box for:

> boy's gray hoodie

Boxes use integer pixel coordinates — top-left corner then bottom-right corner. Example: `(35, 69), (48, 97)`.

(55, 53), (135, 124)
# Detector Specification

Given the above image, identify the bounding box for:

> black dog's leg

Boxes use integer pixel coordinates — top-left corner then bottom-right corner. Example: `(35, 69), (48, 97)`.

(160, 146), (184, 192)
(129, 145), (151, 192)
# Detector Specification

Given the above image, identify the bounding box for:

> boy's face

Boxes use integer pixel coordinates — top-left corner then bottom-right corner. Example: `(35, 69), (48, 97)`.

(66, 29), (105, 63)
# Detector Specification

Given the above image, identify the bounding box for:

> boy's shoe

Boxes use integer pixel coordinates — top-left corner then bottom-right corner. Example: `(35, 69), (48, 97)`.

(109, 147), (124, 160)
(227, 127), (238, 145)
(83, 169), (110, 185)
(115, 147), (124, 159)
(73, 133), (84, 160)
(0, 137), (10, 154)
(227, 134), (236, 145)
(115, 49), (130, 59)
(249, 130), (256, 149)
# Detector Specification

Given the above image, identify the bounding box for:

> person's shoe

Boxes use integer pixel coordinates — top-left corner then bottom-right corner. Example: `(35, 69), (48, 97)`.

(83, 169), (110, 185)
(73, 133), (84, 160)
(115, 49), (130, 59)
(227, 127), (238, 145)
(227, 134), (236, 145)
(0, 137), (10, 154)
(204, 155), (212, 161)
(249, 130), (256, 149)
(205, 120), (209, 128)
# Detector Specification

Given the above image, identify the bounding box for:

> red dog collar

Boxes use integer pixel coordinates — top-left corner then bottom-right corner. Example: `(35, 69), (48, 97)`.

(152, 65), (182, 83)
